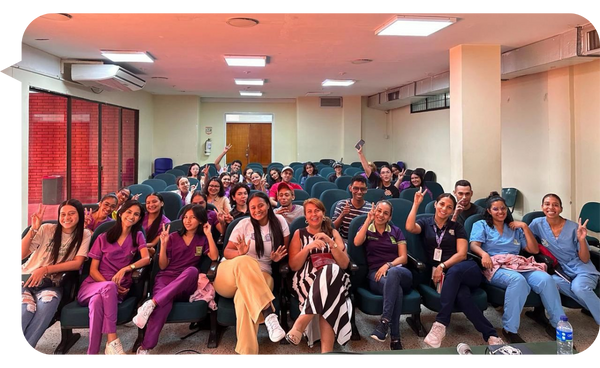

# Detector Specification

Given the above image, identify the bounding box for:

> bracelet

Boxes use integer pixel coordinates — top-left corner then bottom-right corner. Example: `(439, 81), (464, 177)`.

(386, 262), (393, 269)
(31, 228), (38, 236)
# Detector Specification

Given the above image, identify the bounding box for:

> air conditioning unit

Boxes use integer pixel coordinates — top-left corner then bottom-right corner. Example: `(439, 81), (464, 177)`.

(71, 64), (145, 91)
(320, 97), (342, 107)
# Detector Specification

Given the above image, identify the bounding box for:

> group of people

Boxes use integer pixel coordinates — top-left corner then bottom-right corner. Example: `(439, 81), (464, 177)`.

(22, 150), (599, 354)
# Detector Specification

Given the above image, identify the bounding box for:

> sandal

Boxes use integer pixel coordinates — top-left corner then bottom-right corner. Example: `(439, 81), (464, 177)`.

(285, 328), (302, 346)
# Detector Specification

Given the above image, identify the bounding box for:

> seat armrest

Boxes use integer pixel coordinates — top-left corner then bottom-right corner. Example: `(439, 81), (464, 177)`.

(207, 260), (219, 282)
(131, 267), (147, 283)
(407, 254), (426, 272)
(55, 270), (79, 286)
(279, 261), (290, 276)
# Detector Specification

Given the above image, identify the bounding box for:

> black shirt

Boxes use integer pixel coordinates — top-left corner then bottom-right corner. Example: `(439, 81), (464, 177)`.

(416, 216), (467, 266)
(455, 203), (485, 226)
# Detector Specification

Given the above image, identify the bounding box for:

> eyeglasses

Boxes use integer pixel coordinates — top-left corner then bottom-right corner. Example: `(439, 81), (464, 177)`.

(351, 186), (368, 192)
(208, 184), (220, 188)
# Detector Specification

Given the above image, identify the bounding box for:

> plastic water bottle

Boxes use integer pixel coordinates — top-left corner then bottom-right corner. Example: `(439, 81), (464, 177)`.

(556, 315), (573, 355)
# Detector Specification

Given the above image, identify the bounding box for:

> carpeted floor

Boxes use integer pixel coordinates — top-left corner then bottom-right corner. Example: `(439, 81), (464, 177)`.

(33, 304), (599, 355)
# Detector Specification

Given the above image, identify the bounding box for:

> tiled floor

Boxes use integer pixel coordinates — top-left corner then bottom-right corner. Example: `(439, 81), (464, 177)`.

(32, 305), (599, 355)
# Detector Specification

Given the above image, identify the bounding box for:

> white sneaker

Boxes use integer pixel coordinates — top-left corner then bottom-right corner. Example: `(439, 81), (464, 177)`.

(264, 313), (285, 342)
(105, 338), (126, 355)
(424, 321), (446, 348)
(136, 346), (150, 355)
(133, 300), (156, 329)
(488, 336), (505, 345)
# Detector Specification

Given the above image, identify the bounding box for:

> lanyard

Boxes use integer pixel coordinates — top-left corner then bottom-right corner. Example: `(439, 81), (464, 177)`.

(433, 223), (447, 248)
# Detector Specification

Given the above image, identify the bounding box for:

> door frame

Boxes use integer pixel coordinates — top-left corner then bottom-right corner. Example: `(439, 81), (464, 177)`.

(223, 112), (274, 165)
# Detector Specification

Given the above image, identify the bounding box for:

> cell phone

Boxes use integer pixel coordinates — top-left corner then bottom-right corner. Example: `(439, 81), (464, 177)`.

(355, 139), (365, 150)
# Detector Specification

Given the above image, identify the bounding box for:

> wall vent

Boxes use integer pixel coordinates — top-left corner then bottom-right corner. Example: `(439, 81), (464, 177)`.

(320, 97), (342, 107)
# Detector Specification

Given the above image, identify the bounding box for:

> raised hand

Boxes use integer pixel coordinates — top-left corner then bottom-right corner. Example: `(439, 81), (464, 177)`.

(270, 245), (288, 262)
(203, 222), (212, 236)
(341, 200), (351, 217)
(132, 193), (142, 201)
(356, 145), (364, 155)
(159, 223), (170, 246)
(577, 218), (589, 241)
(83, 208), (93, 228)
(365, 205), (376, 224)
(190, 184), (198, 193)
(398, 168), (406, 180)
(31, 203), (45, 230)
(235, 234), (250, 256)
(414, 187), (427, 205)
(202, 165), (210, 175)
(222, 164), (229, 173)
(223, 144), (232, 152)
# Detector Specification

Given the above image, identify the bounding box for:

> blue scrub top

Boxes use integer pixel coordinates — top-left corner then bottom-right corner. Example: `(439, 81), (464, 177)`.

(470, 219), (526, 256)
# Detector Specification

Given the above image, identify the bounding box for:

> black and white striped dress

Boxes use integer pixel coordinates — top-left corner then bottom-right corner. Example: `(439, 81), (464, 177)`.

(291, 228), (353, 347)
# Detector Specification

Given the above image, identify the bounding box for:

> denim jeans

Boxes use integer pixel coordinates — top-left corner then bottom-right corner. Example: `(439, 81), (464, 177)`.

(437, 260), (497, 341)
(368, 265), (412, 339)
(488, 268), (564, 333)
(21, 286), (63, 347)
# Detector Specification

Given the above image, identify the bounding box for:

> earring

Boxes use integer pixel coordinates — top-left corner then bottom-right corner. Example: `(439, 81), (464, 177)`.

(305, 219), (309, 225)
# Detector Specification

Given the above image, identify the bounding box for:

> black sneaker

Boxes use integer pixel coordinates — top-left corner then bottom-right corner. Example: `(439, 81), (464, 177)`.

(390, 338), (403, 350)
(502, 329), (525, 343)
(370, 320), (389, 342)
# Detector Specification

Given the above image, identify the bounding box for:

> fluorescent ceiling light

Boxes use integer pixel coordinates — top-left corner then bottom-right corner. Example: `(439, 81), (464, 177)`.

(225, 55), (266, 67)
(234, 79), (265, 86)
(375, 16), (456, 37)
(239, 91), (263, 96)
(101, 50), (154, 63)
(322, 79), (355, 87)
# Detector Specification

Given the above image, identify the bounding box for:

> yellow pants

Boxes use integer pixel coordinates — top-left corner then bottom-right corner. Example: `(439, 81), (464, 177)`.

(213, 255), (274, 354)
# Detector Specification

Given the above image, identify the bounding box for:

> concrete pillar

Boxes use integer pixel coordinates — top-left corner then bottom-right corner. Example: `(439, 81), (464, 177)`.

(449, 44), (502, 201)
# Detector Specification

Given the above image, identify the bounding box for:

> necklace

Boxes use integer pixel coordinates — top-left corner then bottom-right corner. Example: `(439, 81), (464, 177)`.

(549, 218), (565, 238)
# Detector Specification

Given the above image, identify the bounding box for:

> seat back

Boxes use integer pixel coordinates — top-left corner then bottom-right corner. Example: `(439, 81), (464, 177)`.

(580, 202), (600, 233)
(319, 159), (335, 166)
(363, 188), (385, 204)
(289, 162), (304, 172)
(187, 177), (200, 189)
(173, 164), (190, 173)
(288, 216), (307, 239)
(334, 175), (352, 191)
(293, 189), (310, 201)
(522, 211), (545, 225)
(474, 198), (487, 208)
(127, 184), (154, 203)
(154, 158), (173, 175)
(319, 167), (334, 180)
(346, 214), (369, 289)
(424, 200), (435, 214)
(463, 213), (485, 242)
(320, 189), (351, 217)
(21, 220), (58, 239)
(373, 161), (389, 169)
(267, 162), (284, 173)
(350, 161), (362, 168)
(424, 171), (437, 182)
(424, 181), (444, 200)
(142, 179), (167, 192)
(399, 187), (432, 214)
(501, 187), (519, 213)
(154, 173), (177, 186)
(164, 184), (178, 191)
(166, 169), (186, 178)
(310, 181), (337, 199)
(246, 163), (264, 175)
(304, 175), (327, 194)
(343, 167), (361, 176)
(157, 191), (183, 221)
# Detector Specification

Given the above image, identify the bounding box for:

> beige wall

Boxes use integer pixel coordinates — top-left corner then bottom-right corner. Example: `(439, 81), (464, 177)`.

(360, 97), (390, 165)
(501, 60), (600, 221)
(390, 106), (452, 194)
(153, 95), (201, 169)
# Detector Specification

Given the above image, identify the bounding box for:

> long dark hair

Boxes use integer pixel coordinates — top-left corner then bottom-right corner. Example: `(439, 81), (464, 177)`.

(302, 161), (319, 177)
(248, 192), (284, 258)
(49, 199), (86, 264)
(187, 163), (200, 177)
(229, 183), (249, 208)
(106, 200), (146, 247)
(178, 204), (208, 237)
(268, 168), (282, 186)
(203, 177), (225, 197)
(483, 191), (513, 227)
(145, 192), (165, 242)
(409, 168), (426, 188)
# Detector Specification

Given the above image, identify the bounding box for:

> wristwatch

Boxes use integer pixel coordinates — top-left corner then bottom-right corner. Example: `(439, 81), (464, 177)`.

(439, 262), (446, 270)
(130, 264), (136, 270)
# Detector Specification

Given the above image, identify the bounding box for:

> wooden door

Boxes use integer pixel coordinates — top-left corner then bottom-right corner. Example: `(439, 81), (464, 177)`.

(226, 123), (272, 167)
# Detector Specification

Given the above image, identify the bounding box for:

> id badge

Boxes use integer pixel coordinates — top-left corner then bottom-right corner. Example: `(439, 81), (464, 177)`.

(195, 246), (203, 256)
(433, 248), (442, 262)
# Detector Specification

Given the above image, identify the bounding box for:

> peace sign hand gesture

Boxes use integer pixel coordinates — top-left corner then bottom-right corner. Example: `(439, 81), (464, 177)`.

(203, 222), (212, 236)
(413, 187), (427, 205)
(190, 184), (198, 193)
(577, 218), (589, 242)
(202, 165), (210, 176)
(159, 223), (170, 247)
(398, 168), (406, 179)
(223, 144), (232, 153)
(83, 208), (93, 228)
(31, 204), (46, 231)
(365, 205), (376, 224)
